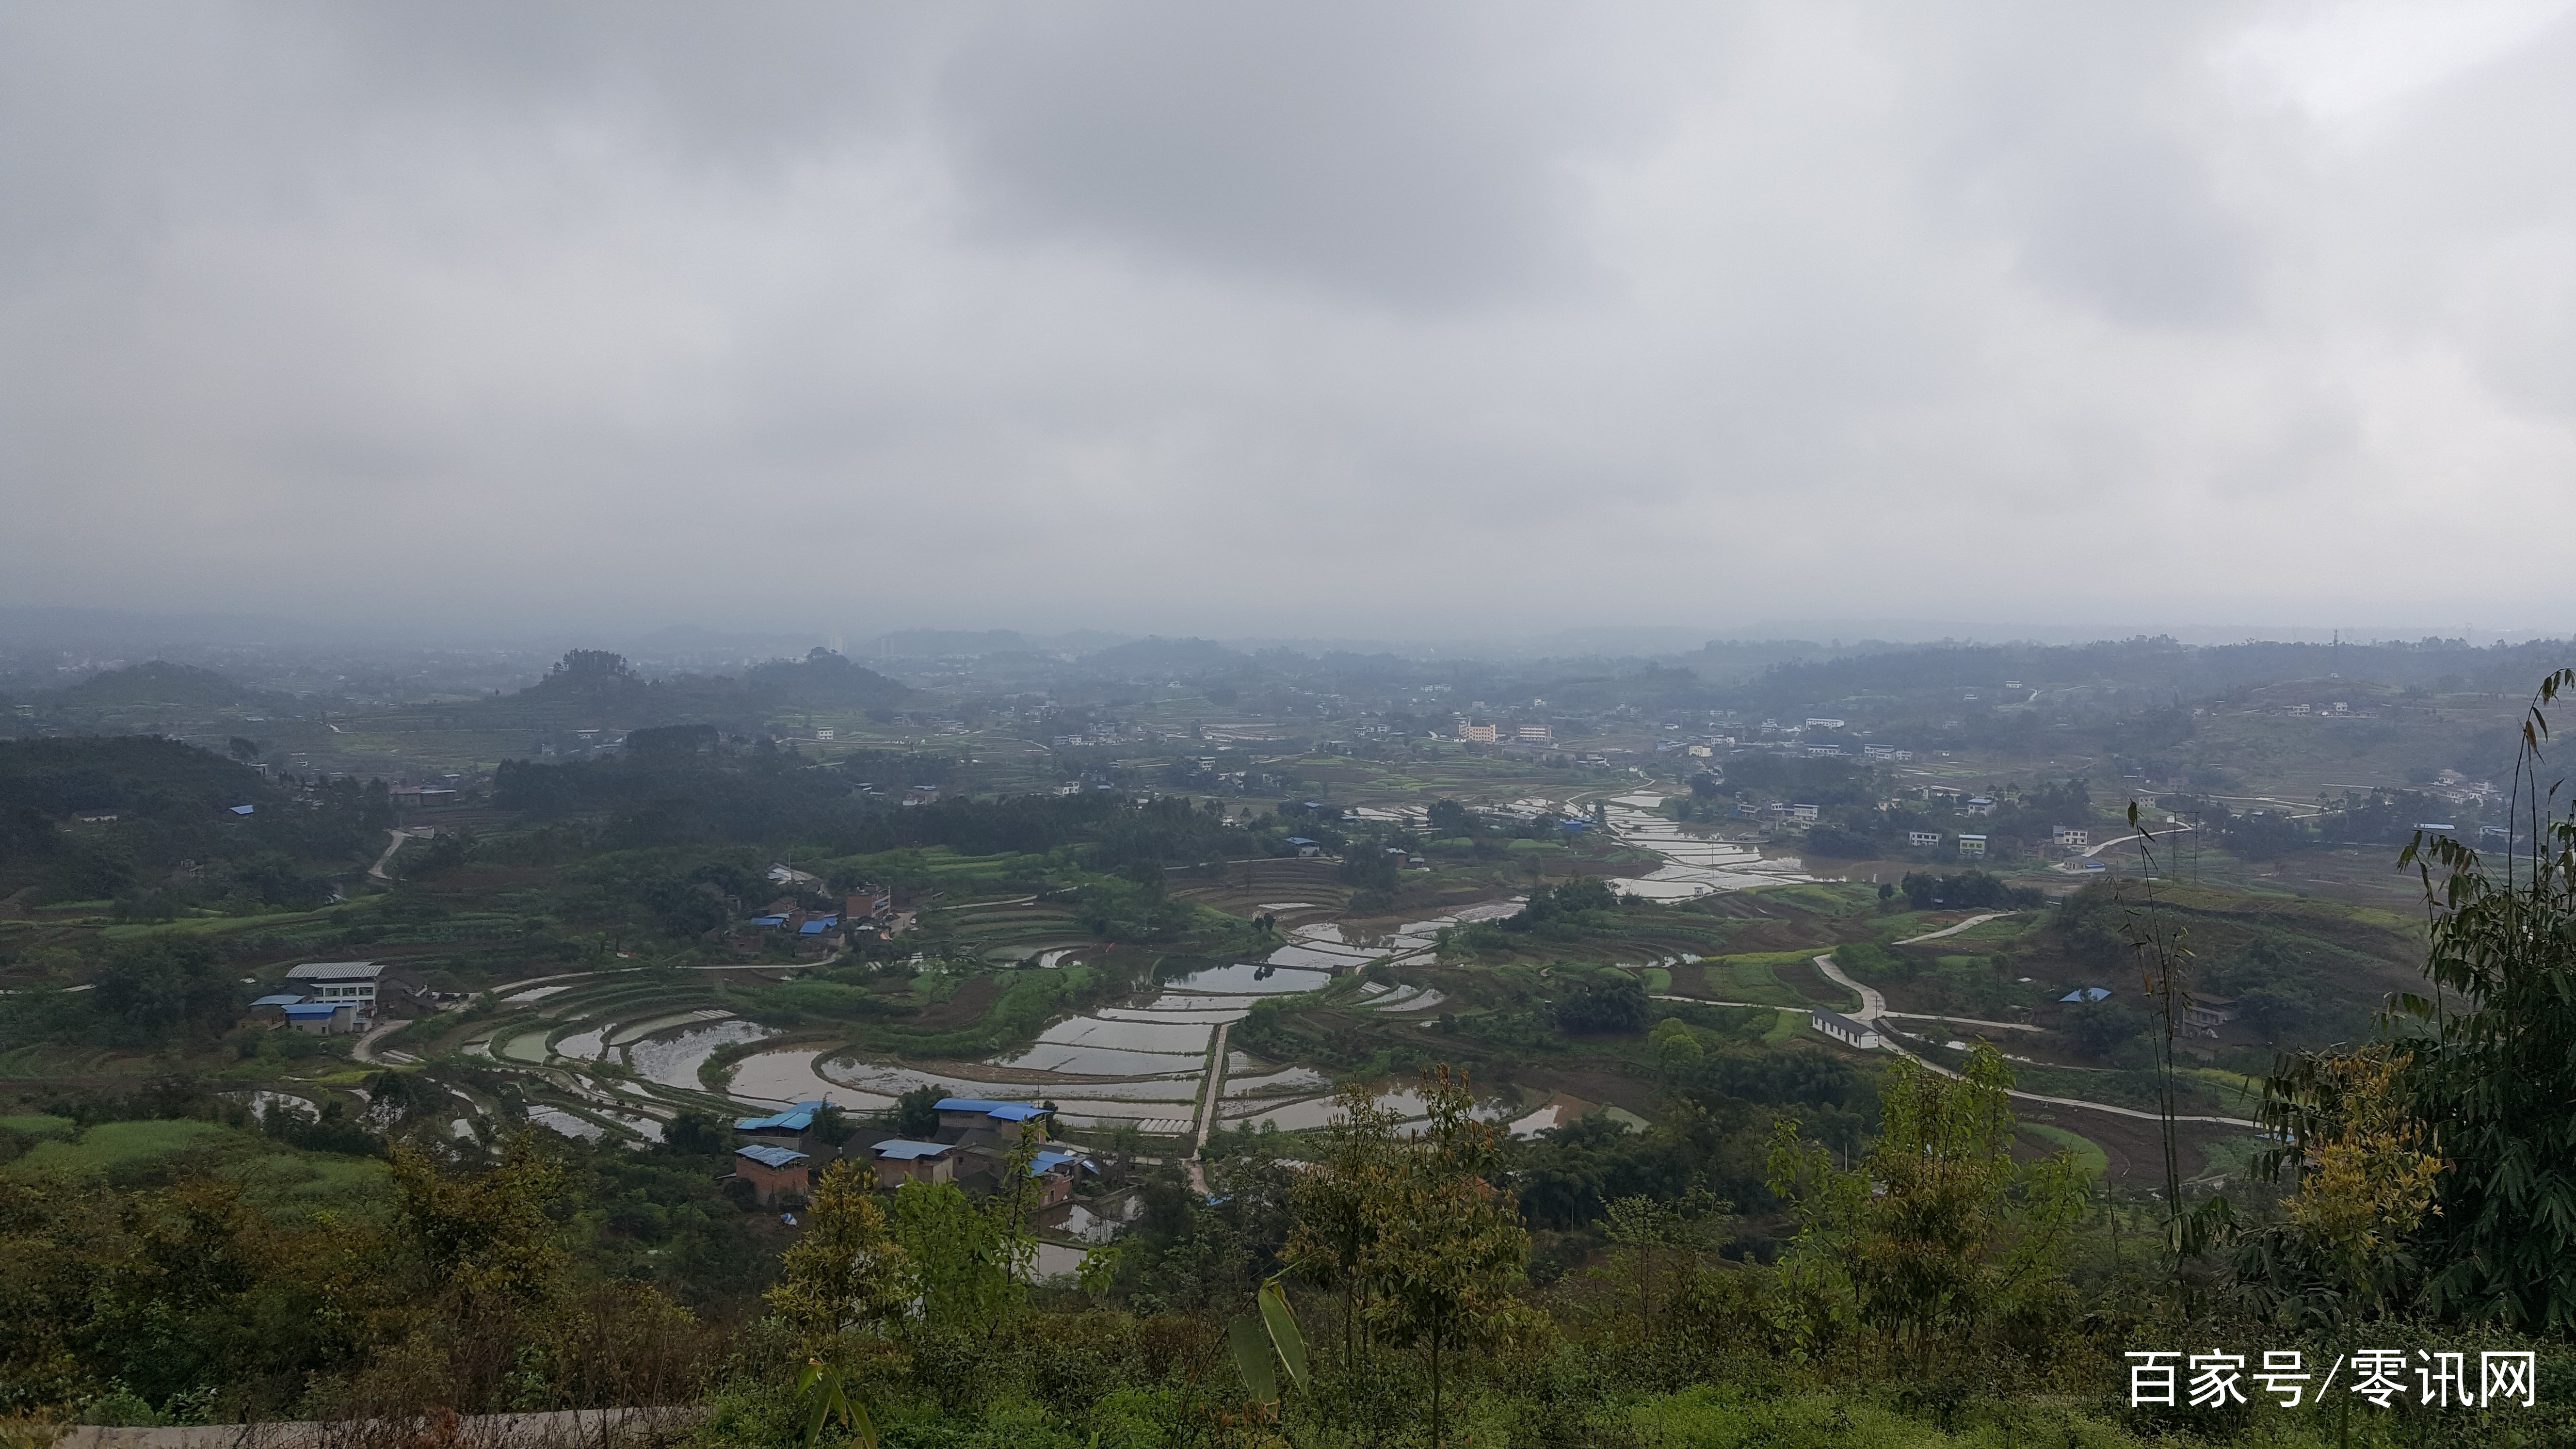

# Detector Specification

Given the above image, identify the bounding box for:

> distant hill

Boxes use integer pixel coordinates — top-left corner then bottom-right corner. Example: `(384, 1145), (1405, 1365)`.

(37, 661), (301, 717)
(434, 648), (914, 731)
(1083, 636), (1247, 675)
(740, 648), (915, 708)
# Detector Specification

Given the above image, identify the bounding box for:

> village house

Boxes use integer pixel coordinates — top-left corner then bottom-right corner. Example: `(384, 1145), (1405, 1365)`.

(282, 1001), (361, 1035)
(1956, 834), (1988, 857)
(735, 1101), (832, 1155)
(278, 960), (430, 1017)
(734, 1144), (811, 1205)
(1810, 1009), (1882, 1050)
(2182, 994), (2239, 1036)
(867, 1139), (957, 1191)
(1907, 830), (1943, 849)
(933, 1098), (1052, 1141)
(1027, 1148), (1091, 1208)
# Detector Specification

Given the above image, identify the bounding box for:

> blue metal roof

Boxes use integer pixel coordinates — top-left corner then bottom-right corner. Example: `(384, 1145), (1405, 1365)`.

(228, 804), (256, 816)
(1028, 1149), (1091, 1175)
(873, 1139), (953, 1160)
(1284, 837), (1317, 846)
(747, 915), (788, 927)
(736, 1144), (809, 1169)
(798, 920), (829, 935)
(252, 993), (306, 1007)
(934, 1097), (1048, 1122)
(735, 1101), (825, 1132)
(2060, 987), (2112, 1003)
(282, 1002), (340, 1018)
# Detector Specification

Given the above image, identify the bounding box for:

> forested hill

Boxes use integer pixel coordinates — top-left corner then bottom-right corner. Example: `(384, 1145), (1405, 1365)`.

(22, 661), (302, 724)
(439, 648), (914, 731)
(0, 735), (388, 912)
(491, 742), (1271, 868)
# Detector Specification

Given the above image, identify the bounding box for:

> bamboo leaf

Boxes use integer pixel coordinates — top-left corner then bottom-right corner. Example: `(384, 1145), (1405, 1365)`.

(1228, 1314), (1279, 1405)
(1258, 1279), (1308, 1395)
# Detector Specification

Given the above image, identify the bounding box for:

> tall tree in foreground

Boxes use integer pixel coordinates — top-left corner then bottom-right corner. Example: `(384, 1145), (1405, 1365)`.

(1354, 1066), (1532, 1449)
(2377, 669), (2576, 1333)
(1768, 1045), (2087, 1369)
(769, 1160), (911, 1349)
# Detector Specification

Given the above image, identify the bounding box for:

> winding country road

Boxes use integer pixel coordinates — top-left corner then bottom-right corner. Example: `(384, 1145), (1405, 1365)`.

(1811, 951), (1886, 1021)
(1808, 941), (2259, 1130)
(1892, 911), (2016, 945)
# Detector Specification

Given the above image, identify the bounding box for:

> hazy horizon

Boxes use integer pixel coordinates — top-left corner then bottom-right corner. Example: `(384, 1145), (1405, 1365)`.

(7, 3), (2576, 636)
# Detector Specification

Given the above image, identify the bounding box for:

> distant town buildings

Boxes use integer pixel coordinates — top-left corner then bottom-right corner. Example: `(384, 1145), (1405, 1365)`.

(1455, 720), (1497, 742)
(1957, 834), (1988, 857)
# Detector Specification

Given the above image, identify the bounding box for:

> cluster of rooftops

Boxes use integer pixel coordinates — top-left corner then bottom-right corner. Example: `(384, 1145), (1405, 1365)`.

(724, 1096), (1096, 1206)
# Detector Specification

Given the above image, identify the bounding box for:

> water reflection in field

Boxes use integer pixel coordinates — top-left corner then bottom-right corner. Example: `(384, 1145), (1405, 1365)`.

(1031, 1017), (1219, 1053)
(630, 1019), (775, 1089)
(1599, 794), (1809, 898)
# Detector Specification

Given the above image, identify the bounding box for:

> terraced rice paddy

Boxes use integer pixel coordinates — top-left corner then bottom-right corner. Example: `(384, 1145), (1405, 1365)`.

(428, 811), (1793, 1150)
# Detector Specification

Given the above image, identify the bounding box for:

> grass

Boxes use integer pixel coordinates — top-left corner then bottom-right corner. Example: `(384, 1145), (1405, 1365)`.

(1, 1113), (77, 1140)
(2020, 1121), (2111, 1181)
(1633, 1383), (2155, 1448)
(3, 1118), (245, 1183)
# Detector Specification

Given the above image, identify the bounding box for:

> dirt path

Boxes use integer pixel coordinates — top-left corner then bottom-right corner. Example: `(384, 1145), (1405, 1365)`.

(367, 827), (427, 882)
(1187, 1021), (1231, 1194)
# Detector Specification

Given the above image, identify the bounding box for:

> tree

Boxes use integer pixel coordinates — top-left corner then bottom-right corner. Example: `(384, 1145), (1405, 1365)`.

(1285, 1082), (1402, 1362)
(2239, 1046), (2439, 1330)
(1648, 1016), (1703, 1069)
(1353, 1067), (1532, 1449)
(888, 1138), (1038, 1335)
(1601, 1189), (1724, 1339)
(388, 1134), (567, 1313)
(1767, 1046), (2086, 1367)
(1551, 969), (1648, 1034)
(2343, 669), (2576, 1332)
(769, 1160), (910, 1348)
(1425, 799), (1475, 838)
(892, 1085), (944, 1139)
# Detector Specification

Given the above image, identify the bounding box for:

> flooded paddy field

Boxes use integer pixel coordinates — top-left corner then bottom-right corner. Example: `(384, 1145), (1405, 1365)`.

(406, 796), (1807, 1158)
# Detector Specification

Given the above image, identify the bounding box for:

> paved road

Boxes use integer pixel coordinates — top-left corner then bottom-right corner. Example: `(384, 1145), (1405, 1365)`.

(1654, 994), (1805, 1013)
(1880, 1011), (2042, 1033)
(1893, 911), (2014, 944)
(1811, 953), (2258, 1129)
(1811, 952), (1885, 1020)
(350, 1018), (412, 1064)
(2081, 824), (2200, 858)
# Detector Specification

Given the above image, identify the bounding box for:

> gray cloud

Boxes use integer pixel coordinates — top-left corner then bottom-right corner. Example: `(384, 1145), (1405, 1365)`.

(2, 1), (2574, 640)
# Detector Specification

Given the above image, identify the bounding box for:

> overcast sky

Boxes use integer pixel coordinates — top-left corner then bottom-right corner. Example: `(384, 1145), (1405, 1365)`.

(4, 1), (2574, 643)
